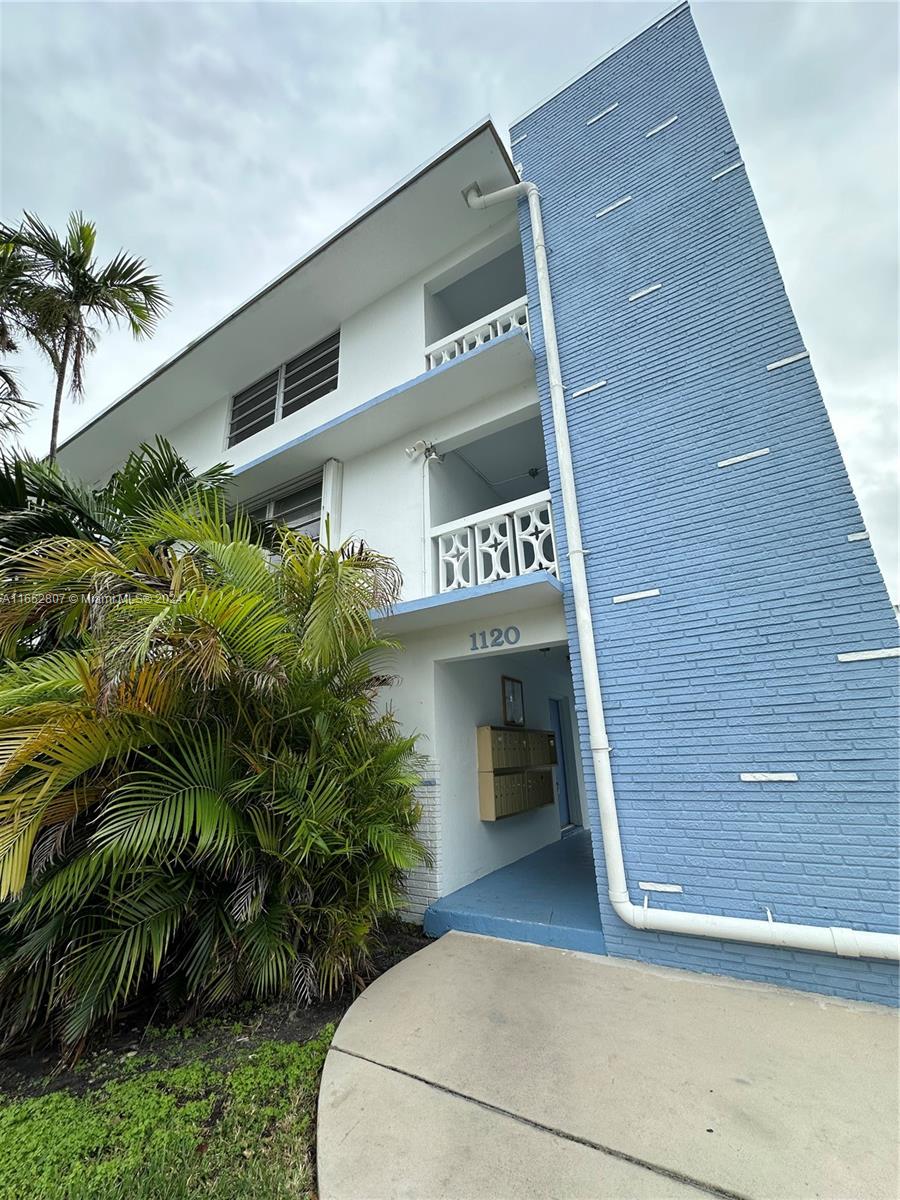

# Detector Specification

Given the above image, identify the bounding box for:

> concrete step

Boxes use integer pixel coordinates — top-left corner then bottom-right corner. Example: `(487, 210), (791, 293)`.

(424, 902), (606, 954)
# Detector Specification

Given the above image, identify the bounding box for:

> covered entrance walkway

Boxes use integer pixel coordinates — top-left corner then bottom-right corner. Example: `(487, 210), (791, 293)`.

(424, 829), (605, 954)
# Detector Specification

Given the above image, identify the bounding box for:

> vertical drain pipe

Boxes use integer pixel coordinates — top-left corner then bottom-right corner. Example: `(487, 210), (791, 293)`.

(464, 180), (631, 918)
(464, 179), (898, 962)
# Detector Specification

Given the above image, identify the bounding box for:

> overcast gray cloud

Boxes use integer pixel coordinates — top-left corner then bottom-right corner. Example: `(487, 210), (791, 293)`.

(1, 0), (897, 597)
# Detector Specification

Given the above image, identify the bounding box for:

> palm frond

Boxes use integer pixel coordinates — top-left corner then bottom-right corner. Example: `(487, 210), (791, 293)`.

(94, 728), (245, 865)
(0, 211), (169, 454)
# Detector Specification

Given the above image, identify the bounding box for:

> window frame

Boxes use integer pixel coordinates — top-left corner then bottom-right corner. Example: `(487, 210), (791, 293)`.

(243, 471), (325, 542)
(226, 330), (340, 450)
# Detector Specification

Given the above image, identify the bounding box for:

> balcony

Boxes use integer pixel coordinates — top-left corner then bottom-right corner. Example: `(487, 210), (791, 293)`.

(432, 490), (557, 593)
(424, 297), (530, 372)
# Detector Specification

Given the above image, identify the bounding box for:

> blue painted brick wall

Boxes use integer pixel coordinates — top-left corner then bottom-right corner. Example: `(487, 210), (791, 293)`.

(511, 1), (899, 1004)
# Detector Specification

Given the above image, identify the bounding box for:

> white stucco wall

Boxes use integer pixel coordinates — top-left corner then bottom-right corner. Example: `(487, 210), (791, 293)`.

(382, 601), (568, 748)
(337, 277), (425, 410)
(338, 380), (539, 603)
(164, 399), (229, 470)
(428, 450), (500, 528)
(379, 602), (573, 908)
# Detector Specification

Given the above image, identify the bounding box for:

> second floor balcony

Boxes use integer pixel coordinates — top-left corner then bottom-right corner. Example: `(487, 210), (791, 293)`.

(432, 490), (558, 593)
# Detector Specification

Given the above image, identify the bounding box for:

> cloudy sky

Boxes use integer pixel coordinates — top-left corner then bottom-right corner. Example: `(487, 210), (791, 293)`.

(2, 1), (897, 596)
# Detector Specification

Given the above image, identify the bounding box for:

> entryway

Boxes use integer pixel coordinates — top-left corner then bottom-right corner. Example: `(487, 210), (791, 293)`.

(423, 642), (605, 954)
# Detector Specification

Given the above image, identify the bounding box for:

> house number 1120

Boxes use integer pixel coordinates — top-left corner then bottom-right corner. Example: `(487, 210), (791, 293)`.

(468, 626), (521, 652)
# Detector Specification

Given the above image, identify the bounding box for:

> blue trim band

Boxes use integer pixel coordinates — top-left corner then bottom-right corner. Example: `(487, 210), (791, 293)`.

(371, 570), (563, 621)
(234, 328), (529, 479)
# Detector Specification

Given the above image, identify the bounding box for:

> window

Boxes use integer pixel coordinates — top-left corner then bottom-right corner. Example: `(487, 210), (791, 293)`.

(271, 484), (322, 539)
(228, 371), (279, 446)
(227, 331), (340, 448)
(282, 333), (340, 419)
(246, 479), (323, 541)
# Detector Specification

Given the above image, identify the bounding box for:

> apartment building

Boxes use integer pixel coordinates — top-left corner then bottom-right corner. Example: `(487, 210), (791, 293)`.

(59, 3), (899, 1004)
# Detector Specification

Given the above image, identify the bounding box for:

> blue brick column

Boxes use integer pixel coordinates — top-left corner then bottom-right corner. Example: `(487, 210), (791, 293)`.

(512, 1), (899, 1004)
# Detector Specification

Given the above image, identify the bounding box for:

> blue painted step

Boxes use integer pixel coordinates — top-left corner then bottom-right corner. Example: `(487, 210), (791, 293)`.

(424, 830), (607, 955)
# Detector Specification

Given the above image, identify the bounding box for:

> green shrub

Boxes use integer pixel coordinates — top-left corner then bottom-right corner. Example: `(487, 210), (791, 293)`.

(0, 474), (425, 1051)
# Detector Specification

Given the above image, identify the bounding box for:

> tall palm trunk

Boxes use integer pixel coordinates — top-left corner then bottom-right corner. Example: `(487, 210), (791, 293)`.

(48, 320), (73, 463)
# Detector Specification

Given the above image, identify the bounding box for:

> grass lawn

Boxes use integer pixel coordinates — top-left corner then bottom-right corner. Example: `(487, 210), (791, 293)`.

(0, 922), (429, 1199)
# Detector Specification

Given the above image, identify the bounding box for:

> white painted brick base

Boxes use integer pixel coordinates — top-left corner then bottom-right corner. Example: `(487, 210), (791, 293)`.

(401, 758), (442, 923)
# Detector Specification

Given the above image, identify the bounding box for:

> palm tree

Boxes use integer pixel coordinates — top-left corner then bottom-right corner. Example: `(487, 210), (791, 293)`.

(0, 213), (169, 461)
(0, 368), (32, 444)
(0, 436), (230, 558)
(0, 486), (424, 1052)
(0, 243), (37, 443)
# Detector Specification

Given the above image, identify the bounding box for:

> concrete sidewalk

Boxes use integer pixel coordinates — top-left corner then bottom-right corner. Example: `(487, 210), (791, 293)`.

(317, 932), (899, 1199)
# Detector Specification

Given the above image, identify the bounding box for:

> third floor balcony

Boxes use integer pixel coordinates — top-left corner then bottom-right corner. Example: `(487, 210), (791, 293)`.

(424, 296), (530, 372)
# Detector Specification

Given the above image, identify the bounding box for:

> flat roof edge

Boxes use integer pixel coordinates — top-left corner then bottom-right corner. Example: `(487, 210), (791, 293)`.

(59, 118), (517, 455)
(511, 1), (689, 128)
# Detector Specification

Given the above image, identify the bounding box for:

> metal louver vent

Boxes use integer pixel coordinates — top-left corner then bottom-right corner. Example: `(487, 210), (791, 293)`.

(227, 331), (340, 448)
(228, 370), (279, 446)
(242, 476), (323, 542)
(271, 483), (322, 540)
(282, 333), (340, 418)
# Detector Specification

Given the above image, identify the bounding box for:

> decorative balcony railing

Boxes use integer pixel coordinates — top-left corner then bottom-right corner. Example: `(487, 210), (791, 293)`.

(424, 296), (530, 371)
(431, 490), (557, 593)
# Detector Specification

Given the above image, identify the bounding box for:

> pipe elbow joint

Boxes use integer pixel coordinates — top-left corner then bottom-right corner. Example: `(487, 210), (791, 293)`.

(463, 184), (486, 210)
(610, 892), (641, 929)
(463, 180), (534, 212)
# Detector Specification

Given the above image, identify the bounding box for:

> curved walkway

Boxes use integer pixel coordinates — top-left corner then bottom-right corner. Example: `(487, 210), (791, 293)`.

(317, 931), (898, 1200)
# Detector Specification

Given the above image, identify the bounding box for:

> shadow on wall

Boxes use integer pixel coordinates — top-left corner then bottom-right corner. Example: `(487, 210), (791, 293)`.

(434, 644), (584, 894)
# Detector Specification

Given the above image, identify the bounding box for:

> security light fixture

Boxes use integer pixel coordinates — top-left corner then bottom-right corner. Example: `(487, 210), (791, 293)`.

(405, 440), (443, 462)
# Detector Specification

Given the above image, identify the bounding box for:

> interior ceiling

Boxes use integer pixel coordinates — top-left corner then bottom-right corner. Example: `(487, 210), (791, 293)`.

(446, 643), (570, 675)
(436, 245), (527, 330)
(451, 416), (548, 502)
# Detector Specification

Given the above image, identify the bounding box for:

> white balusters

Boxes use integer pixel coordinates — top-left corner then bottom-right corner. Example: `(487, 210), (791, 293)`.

(437, 527), (474, 591)
(431, 492), (557, 593)
(424, 297), (530, 371)
(514, 499), (556, 574)
(474, 514), (515, 585)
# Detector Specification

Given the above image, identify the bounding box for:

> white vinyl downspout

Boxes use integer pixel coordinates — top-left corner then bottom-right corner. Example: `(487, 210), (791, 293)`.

(464, 180), (899, 962)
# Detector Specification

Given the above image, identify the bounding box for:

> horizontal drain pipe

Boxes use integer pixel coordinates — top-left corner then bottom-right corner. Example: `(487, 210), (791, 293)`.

(463, 178), (898, 962)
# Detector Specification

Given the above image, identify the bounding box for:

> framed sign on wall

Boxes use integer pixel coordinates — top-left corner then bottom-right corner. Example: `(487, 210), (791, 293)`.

(501, 676), (525, 727)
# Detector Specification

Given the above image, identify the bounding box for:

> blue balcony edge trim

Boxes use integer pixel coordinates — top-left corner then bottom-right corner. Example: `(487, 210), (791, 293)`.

(234, 326), (531, 479)
(371, 570), (563, 621)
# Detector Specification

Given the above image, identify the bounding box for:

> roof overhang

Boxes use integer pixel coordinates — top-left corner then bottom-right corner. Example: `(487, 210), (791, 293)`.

(58, 120), (518, 480)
